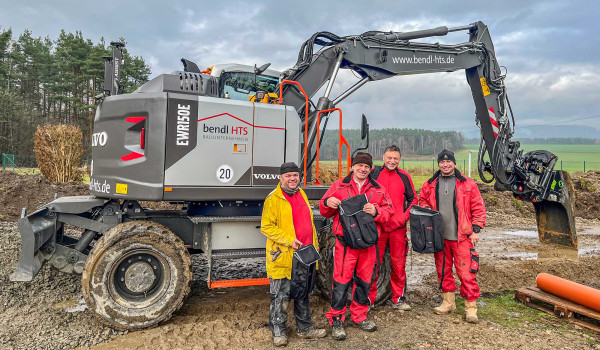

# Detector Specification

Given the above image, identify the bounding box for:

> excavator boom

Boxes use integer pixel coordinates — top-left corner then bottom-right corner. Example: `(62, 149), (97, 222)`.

(280, 21), (577, 247)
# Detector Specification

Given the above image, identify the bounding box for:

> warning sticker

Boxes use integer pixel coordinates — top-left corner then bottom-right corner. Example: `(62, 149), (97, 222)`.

(116, 183), (128, 194)
(480, 77), (490, 96)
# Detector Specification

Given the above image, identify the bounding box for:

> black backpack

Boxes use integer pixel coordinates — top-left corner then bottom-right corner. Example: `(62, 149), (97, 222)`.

(338, 194), (378, 249)
(409, 205), (444, 253)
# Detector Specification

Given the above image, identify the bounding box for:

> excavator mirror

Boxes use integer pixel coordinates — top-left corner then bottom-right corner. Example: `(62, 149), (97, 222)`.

(361, 114), (369, 140)
(254, 63), (271, 75)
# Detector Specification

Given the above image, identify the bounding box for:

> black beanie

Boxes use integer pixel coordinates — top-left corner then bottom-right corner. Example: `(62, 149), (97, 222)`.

(280, 162), (300, 175)
(352, 152), (373, 168)
(437, 149), (456, 164)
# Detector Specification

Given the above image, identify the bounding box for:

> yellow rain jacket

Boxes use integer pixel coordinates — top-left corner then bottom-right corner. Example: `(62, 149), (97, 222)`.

(261, 184), (319, 280)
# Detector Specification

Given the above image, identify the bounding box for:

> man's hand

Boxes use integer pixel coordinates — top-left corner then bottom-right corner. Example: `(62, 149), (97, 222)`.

(326, 197), (342, 209)
(470, 232), (479, 246)
(292, 238), (303, 250)
(363, 203), (376, 216)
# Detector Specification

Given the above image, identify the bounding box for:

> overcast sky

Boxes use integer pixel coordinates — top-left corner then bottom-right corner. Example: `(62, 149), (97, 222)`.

(1, 0), (599, 136)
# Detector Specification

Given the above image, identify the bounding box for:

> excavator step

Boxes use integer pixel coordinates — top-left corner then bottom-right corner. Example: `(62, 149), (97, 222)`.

(515, 287), (600, 332)
(208, 277), (270, 289)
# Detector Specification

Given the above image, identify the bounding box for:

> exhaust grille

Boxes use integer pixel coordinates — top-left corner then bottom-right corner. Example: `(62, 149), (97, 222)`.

(179, 72), (201, 92)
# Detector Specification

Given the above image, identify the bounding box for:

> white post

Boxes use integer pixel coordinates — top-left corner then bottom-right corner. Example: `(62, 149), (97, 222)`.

(468, 150), (478, 178)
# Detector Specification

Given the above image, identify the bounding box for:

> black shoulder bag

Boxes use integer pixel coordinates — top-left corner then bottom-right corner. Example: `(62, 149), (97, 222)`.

(338, 194), (378, 249)
(409, 205), (444, 253)
(290, 244), (320, 300)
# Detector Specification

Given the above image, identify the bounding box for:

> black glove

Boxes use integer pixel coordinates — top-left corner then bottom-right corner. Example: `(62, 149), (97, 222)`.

(472, 225), (481, 233)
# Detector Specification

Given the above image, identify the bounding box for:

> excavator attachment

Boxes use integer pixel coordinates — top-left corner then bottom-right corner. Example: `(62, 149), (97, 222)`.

(533, 171), (577, 248)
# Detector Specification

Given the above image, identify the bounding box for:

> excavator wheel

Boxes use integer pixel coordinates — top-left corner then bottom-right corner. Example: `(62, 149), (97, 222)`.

(82, 221), (192, 330)
(316, 225), (392, 306)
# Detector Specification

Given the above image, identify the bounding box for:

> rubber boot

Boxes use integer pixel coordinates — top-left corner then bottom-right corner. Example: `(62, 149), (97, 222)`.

(433, 292), (456, 315)
(465, 301), (479, 323)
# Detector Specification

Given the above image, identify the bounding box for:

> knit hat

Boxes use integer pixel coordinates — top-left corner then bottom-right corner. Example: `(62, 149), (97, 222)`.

(352, 152), (373, 168)
(280, 162), (300, 175)
(437, 149), (456, 164)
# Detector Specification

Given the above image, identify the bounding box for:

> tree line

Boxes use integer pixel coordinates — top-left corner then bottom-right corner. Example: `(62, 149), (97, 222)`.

(0, 27), (150, 158)
(465, 137), (599, 145)
(319, 128), (465, 159)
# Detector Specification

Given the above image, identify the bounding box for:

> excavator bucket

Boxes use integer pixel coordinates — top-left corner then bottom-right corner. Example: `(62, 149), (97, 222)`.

(533, 171), (577, 248)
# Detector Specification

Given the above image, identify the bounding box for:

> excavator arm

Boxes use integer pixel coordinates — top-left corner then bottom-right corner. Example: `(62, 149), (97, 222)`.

(280, 21), (577, 248)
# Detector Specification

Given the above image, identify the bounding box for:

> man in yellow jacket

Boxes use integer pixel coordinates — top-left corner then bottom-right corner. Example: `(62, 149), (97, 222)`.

(261, 162), (327, 347)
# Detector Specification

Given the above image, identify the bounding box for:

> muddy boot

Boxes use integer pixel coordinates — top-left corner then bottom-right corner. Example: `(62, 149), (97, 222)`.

(433, 292), (456, 315)
(273, 335), (288, 347)
(297, 328), (327, 339)
(392, 301), (411, 311)
(331, 316), (346, 341)
(354, 319), (377, 332)
(465, 301), (479, 323)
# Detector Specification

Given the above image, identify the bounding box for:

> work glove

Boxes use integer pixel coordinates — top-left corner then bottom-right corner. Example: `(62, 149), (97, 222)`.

(472, 225), (481, 233)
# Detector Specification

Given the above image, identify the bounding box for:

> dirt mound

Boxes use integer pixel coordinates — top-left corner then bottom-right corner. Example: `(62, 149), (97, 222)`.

(0, 171), (88, 222)
(570, 170), (600, 220)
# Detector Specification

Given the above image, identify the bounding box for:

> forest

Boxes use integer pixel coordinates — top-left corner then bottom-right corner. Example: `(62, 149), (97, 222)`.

(0, 27), (150, 159)
(319, 128), (465, 160)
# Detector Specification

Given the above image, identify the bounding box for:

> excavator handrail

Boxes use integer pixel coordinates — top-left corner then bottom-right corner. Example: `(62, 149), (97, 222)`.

(314, 108), (350, 185)
(277, 80), (310, 186)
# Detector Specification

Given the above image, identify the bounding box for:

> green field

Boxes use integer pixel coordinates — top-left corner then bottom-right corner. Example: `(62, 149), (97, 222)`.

(320, 143), (600, 189)
(374, 144), (600, 175)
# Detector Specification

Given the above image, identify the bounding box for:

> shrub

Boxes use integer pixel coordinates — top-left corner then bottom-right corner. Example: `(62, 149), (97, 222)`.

(34, 125), (83, 183)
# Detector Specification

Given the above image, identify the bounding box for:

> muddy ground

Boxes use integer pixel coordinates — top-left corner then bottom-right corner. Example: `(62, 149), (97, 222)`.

(0, 170), (600, 349)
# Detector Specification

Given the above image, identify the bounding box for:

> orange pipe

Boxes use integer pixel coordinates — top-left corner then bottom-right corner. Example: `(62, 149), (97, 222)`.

(536, 273), (600, 312)
(277, 81), (310, 187)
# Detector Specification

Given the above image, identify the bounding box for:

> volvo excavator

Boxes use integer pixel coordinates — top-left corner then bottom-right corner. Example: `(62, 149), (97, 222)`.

(10, 21), (576, 330)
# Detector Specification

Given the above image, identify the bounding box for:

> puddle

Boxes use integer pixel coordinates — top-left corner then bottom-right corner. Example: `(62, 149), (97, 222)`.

(487, 226), (600, 261)
(502, 230), (539, 238)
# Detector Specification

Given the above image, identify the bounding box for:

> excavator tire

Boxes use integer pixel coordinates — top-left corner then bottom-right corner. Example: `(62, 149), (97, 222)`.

(82, 221), (192, 330)
(316, 225), (392, 306)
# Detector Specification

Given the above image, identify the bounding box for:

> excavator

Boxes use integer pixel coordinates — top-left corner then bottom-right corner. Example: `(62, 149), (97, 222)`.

(10, 21), (576, 330)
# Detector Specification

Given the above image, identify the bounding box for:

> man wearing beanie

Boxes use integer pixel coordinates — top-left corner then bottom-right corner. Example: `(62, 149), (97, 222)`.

(319, 152), (394, 340)
(418, 149), (486, 323)
(261, 162), (326, 346)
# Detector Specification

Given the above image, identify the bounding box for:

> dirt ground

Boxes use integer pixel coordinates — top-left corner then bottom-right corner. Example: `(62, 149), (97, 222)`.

(1, 170), (600, 349)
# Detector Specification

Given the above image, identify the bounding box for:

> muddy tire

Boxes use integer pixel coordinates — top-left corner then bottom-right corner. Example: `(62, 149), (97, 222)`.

(315, 225), (392, 306)
(81, 221), (192, 330)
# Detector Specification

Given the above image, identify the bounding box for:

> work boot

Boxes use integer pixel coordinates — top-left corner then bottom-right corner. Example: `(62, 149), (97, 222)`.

(354, 319), (377, 332)
(392, 301), (412, 311)
(433, 292), (456, 315)
(331, 317), (346, 341)
(273, 335), (288, 347)
(465, 301), (479, 323)
(297, 328), (327, 339)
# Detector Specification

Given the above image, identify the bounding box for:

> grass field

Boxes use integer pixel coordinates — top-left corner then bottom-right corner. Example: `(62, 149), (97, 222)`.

(364, 143), (600, 175)
(319, 143), (600, 189)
